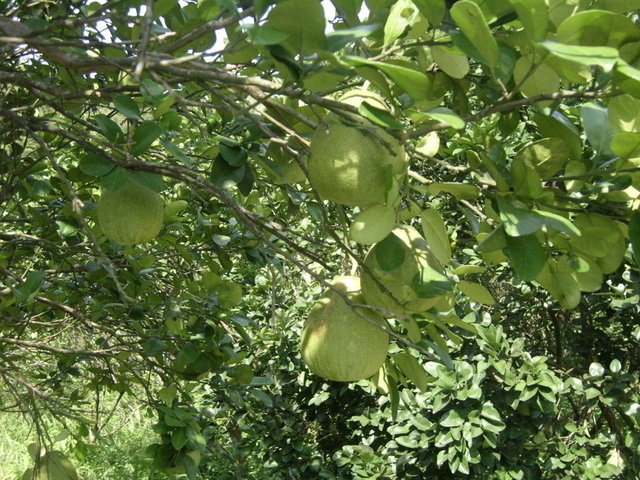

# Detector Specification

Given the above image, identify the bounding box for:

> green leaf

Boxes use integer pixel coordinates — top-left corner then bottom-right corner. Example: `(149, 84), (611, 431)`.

(171, 429), (188, 450)
(413, 0), (445, 26)
(15, 270), (45, 302)
(458, 280), (496, 306)
(426, 182), (479, 199)
(129, 171), (164, 192)
(615, 60), (640, 98)
(417, 107), (466, 129)
(480, 402), (503, 424)
(497, 197), (543, 237)
(358, 102), (403, 130)
(478, 227), (507, 253)
(508, 0), (548, 41)
(515, 138), (571, 179)
(533, 209), (580, 236)
(341, 56), (430, 101)
(608, 94), (640, 133)
(450, 0), (499, 67)
(374, 231), (407, 271)
(533, 112), (582, 161)
(266, 0), (326, 55)
(349, 205), (396, 245)
(158, 386), (177, 406)
(248, 25), (290, 46)
(431, 45), (469, 79)
(218, 281), (243, 308)
(411, 267), (454, 298)
(325, 24), (379, 51)
(94, 114), (124, 143)
(421, 208), (451, 265)
(581, 102), (614, 156)
(384, 0), (420, 47)
(440, 409), (465, 428)
(504, 234), (546, 280)
(630, 211), (640, 267)
(79, 154), (115, 177)
(513, 55), (560, 98)
(113, 94), (142, 120)
(540, 41), (619, 72)
(132, 121), (163, 155)
(511, 155), (543, 198)
(394, 352), (429, 392)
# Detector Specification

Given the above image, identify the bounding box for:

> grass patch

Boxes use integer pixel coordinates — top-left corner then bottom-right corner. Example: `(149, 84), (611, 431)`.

(0, 396), (180, 480)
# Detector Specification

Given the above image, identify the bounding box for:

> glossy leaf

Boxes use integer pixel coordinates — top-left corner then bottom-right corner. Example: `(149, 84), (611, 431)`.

(450, 1), (499, 67)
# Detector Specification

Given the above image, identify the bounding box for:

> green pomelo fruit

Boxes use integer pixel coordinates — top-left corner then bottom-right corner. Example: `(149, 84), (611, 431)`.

(23, 451), (78, 480)
(361, 225), (451, 316)
(97, 180), (164, 245)
(307, 116), (407, 207)
(300, 276), (389, 382)
(262, 143), (307, 185)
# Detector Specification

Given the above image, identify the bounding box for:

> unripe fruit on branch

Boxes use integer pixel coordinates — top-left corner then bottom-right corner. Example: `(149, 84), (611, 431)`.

(307, 90), (407, 207)
(300, 276), (389, 382)
(97, 180), (164, 245)
(361, 225), (451, 316)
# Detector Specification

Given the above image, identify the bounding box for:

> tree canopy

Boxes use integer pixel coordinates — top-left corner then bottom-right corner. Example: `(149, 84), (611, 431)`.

(0, 0), (639, 478)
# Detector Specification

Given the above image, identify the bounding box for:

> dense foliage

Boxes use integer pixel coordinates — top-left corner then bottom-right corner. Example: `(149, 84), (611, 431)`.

(1, 0), (639, 478)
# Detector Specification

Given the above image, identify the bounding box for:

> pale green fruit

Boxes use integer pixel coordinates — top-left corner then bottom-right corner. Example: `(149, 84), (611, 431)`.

(97, 180), (164, 245)
(307, 115), (407, 207)
(22, 451), (78, 480)
(301, 276), (389, 382)
(361, 225), (450, 316)
(262, 143), (307, 185)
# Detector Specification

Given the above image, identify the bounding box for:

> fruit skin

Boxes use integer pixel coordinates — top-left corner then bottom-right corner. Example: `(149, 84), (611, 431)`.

(22, 451), (78, 480)
(361, 225), (447, 316)
(307, 97), (407, 206)
(261, 142), (307, 185)
(300, 276), (389, 382)
(97, 180), (164, 245)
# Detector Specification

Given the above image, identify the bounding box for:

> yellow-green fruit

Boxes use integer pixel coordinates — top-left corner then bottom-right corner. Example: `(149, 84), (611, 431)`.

(301, 276), (389, 382)
(307, 117), (407, 207)
(361, 225), (449, 316)
(97, 180), (164, 245)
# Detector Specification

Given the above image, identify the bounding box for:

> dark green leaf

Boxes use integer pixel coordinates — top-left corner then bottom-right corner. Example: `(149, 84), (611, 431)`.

(358, 102), (403, 130)
(94, 114), (124, 143)
(113, 94), (142, 120)
(79, 154), (115, 177)
(374, 232), (406, 271)
(411, 267), (454, 298)
(630, 211), (640, 267)
(504, 234), (547, 280)
(132, 121), (164, 155)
